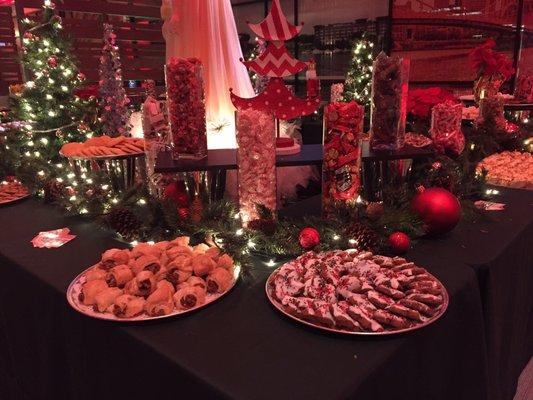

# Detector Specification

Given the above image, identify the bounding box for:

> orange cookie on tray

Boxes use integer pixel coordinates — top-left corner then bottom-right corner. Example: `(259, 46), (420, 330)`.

(61, 142), (83, 157)
(85, 136), (108, 147)
(109, 147), (126, 156)
(78, 146), (95, 157)
(92, 146), (107, 156)
(109, 136), (126, 147)
(120, 142), (143, 154)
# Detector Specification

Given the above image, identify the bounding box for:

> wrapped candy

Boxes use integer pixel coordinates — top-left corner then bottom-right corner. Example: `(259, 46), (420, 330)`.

(476, 95), (507, 131)
(330, 83), (344, 103)
(166, 57), (207, 160)
(322, 102), (364, 216)
(370, 52), (410, 151)
(236, 109), (276, 225)
(431, 100), (465, 156)
(514, 74), (533, 102)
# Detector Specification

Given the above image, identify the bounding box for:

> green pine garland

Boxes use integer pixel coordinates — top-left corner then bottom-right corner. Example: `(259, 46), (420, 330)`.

(2, 5), (529, 269)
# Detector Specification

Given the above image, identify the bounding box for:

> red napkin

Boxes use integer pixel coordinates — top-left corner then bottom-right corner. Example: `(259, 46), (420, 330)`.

(475, 201), (506, 211)
(31, 228), (76, 249)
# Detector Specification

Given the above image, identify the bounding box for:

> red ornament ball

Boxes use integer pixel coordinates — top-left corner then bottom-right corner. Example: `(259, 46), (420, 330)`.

(389, 232), (410, 255)
(299, 227), (320, 250)
(163, 181), (189, 208)
(411, 187), (461, 235)
(47, 56), (57, 68)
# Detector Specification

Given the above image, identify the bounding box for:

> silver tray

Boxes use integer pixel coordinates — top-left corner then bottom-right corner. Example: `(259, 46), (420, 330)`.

(67, 263), (239, 322)
(0, 193), (30, 206)
(265, 261), (449, 336)
(60, 151), (145, 161)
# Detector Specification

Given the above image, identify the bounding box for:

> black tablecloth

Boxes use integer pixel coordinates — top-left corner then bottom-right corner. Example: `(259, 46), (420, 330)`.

(283, 187), (533, 400)
(417, 188), (533, 400)
(4, 193), (532, 399)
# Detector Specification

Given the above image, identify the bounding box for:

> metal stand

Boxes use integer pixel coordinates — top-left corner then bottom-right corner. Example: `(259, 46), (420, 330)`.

(360, 141), (433, 202)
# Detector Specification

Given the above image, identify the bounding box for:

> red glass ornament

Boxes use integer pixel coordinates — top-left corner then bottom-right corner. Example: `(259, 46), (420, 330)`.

(388, 232), (410, 255)
(47, 57), (57, 68)
(299, 227), (320, 250)
(411, 187), (461, 235)
(431, 161), (442, 170)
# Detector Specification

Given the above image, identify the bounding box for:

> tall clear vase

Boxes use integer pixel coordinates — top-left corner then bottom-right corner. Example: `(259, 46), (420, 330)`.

(370, 52), (410, 151)
(322, 102), (363, 217)
(236, 109), (276, 226)
(165, 57), (208, 160)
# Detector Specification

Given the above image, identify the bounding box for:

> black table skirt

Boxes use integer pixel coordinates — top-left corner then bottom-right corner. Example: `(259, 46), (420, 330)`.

(282, 188), (533, 400)
(1, 191), (530, 399)
(406, 188), (533, 400)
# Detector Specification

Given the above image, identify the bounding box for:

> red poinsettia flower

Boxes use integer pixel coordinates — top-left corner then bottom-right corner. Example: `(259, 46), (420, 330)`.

(407, 87), (457, 119)
(495, 53), (515, 80)
(469, 39), (514, 79)
(74, 84), (99, 100)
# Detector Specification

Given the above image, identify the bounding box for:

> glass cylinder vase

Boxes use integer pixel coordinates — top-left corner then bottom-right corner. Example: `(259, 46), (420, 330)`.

(165, 57), (207, 160)
(477, 95), (506, 130)
(473, 74), (502, 104)
(322, 102), (363, 217)
(430, 101), (464, 156)
(370, 52), (410, 151)
(236, 109), (276, 226)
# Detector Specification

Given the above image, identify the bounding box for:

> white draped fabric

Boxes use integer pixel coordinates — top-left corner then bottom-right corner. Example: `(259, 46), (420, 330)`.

(161, 0), (254, 149)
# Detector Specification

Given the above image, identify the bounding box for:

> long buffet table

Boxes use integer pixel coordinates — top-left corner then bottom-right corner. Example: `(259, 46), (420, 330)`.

(0, 188), (531, 400)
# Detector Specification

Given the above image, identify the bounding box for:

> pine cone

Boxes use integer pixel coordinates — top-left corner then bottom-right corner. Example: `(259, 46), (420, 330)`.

(248, 218), (277, 236)
(106, 207), (141, 240)
(344, 223), (381, 252)
(43, 179), (66, 203)
(190, 197), (203, 223)
(366, 202), (384, 221)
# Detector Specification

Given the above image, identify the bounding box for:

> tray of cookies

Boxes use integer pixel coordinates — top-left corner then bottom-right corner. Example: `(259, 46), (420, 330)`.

(60, 135), (145, 160)
(405, 132), (433, 148)
(477, 151), (533, 190)
(266, 250), (448, 335)
(67, 237), (239, 321)
(0, 180), (30, 205)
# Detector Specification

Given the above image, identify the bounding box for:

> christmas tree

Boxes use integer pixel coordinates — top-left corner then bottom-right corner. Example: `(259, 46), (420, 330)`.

(230, 0), (320, 120)
(343, 35), (375, 106)
(99, 23), (131, 137)
(3, 0), (95, 182)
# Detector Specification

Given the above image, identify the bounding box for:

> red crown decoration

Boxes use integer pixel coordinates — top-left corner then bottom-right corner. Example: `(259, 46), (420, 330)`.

(230, 0), (320, 120)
